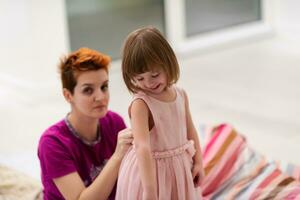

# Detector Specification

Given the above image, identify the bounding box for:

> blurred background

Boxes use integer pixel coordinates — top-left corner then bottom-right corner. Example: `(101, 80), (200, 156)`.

(0, 0), (299, 179)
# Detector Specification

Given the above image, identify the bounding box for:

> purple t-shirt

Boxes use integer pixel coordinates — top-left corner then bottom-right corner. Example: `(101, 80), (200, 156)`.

(38, 111), (126, 200)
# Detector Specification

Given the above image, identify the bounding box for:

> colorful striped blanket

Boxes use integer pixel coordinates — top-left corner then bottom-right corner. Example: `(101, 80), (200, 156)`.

(201, 124), (300, 200)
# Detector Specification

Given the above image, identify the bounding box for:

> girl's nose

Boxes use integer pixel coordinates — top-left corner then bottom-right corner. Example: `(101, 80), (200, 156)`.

(146, 79), (155, 88)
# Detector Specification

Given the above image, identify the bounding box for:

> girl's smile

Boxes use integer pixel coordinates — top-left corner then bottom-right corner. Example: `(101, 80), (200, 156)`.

(134, 70), (167, 95)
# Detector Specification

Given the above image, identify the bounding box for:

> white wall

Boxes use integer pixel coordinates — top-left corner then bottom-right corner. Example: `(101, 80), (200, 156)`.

(1, 0), (298, 87)
(0, 0), (68, 86)
(0, 0), (69, 177)
(273, 0), (300, 38)
(0, 0), (69, 153)
(0, 0), (298, 86)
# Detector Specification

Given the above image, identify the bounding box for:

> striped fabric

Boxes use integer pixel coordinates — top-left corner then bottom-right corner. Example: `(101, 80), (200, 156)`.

(201, 124), (300, 200)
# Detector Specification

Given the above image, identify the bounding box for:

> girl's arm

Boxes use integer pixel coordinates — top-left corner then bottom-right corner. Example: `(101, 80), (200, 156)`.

(130, 99), (157, 199)
(53, 129), (133, 200)
(183, 90), (205, 187)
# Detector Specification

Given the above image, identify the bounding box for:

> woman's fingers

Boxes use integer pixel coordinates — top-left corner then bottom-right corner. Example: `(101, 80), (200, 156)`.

(118, 128), (133, 139)
(120, 138), (133, 144)
(114, 128), (134, 159)
(118, 128), (133, 145)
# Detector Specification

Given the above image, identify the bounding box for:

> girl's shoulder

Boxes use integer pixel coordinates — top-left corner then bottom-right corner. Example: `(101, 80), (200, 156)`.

(132, 90), (148, 98)
(131, 91), (151, 104)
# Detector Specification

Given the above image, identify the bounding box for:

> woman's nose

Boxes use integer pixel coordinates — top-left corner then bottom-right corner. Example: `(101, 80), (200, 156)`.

(94, 89), (106, 101)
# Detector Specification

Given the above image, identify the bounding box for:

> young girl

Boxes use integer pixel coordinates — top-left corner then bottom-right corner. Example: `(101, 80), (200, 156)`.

(116, 27), (204, 200)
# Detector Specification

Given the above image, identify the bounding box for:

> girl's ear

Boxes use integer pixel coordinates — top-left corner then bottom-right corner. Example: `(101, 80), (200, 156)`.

(63, 88), (73, 103)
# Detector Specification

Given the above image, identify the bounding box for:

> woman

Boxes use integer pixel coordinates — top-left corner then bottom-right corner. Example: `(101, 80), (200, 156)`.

(38, 47), (133, 200)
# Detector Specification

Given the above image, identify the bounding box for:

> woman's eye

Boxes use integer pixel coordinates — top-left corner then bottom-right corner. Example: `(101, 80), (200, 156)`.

(101, 84), (109, 91)
(136, 77), (144, 81)
(83, 87), (93, 95)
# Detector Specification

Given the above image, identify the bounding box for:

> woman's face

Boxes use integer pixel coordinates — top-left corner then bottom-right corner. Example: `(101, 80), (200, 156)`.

(66, 68), (109, 119)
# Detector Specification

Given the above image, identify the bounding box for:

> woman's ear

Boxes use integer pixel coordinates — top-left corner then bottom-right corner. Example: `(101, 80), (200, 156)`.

(63, 88), (73, 103)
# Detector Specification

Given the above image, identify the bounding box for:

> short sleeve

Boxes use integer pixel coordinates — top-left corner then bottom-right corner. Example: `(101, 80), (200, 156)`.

(107, 111), (127, 134)
(114, 113), (126, 133)
(38, 135), (76, 179)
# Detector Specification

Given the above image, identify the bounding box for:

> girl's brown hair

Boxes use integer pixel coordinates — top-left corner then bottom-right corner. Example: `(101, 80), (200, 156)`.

(58, 47), (111, 94)
(122, 26), (180, 93)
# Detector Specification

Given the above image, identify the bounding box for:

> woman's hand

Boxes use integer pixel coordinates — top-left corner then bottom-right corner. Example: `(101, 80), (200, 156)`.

(113, 128), (133, 161)
(192, 162), (205, 187)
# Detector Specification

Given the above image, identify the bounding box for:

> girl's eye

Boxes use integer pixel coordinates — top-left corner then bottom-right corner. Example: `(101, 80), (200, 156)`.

(152, 73), (159, 78)
(101, 84), (109, 91)
(136, 77), (144, 81)
(82, 87), (93, 95)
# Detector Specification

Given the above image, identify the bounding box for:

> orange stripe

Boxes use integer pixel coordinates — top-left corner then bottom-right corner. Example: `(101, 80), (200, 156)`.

(203, 140), (243, 195)
(204, 129), (237, 175)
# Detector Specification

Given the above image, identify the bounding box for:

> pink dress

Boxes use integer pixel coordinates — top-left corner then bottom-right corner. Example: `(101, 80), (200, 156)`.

(116, 86), (201, 200)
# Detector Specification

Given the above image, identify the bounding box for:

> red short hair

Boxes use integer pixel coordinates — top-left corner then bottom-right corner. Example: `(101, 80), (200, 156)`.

(58, 47), (111, 93)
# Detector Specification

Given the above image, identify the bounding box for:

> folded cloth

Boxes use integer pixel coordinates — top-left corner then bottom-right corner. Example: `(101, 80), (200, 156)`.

(201, 123), (300, 200)
(0, 164), (42, 200)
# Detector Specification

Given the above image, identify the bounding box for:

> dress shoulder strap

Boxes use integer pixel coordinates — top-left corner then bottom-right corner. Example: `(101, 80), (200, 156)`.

(174, 85), (186, 102)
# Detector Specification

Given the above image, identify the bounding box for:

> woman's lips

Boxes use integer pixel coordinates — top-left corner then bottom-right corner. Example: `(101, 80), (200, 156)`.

(94, 105), (106, 109)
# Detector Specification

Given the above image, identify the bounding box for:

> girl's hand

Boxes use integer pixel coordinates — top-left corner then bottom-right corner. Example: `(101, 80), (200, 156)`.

(113, 128), (133, 161)
(192, 162), (205, 187)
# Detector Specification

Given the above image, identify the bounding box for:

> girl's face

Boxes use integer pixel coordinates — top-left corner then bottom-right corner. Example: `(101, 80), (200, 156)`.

(65, 68), (109, 119)
(133, 68), (168, 95)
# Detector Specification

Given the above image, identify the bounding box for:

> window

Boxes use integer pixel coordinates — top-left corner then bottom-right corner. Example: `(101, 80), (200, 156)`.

(185, 0), (262, 37)
(66, 0), (165, 59)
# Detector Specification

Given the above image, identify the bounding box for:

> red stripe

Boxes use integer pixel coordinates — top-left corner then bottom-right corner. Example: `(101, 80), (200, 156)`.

(250, 169), (281, 200)
(203, 139), (244, 195)
(203, 124), (227, 157)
